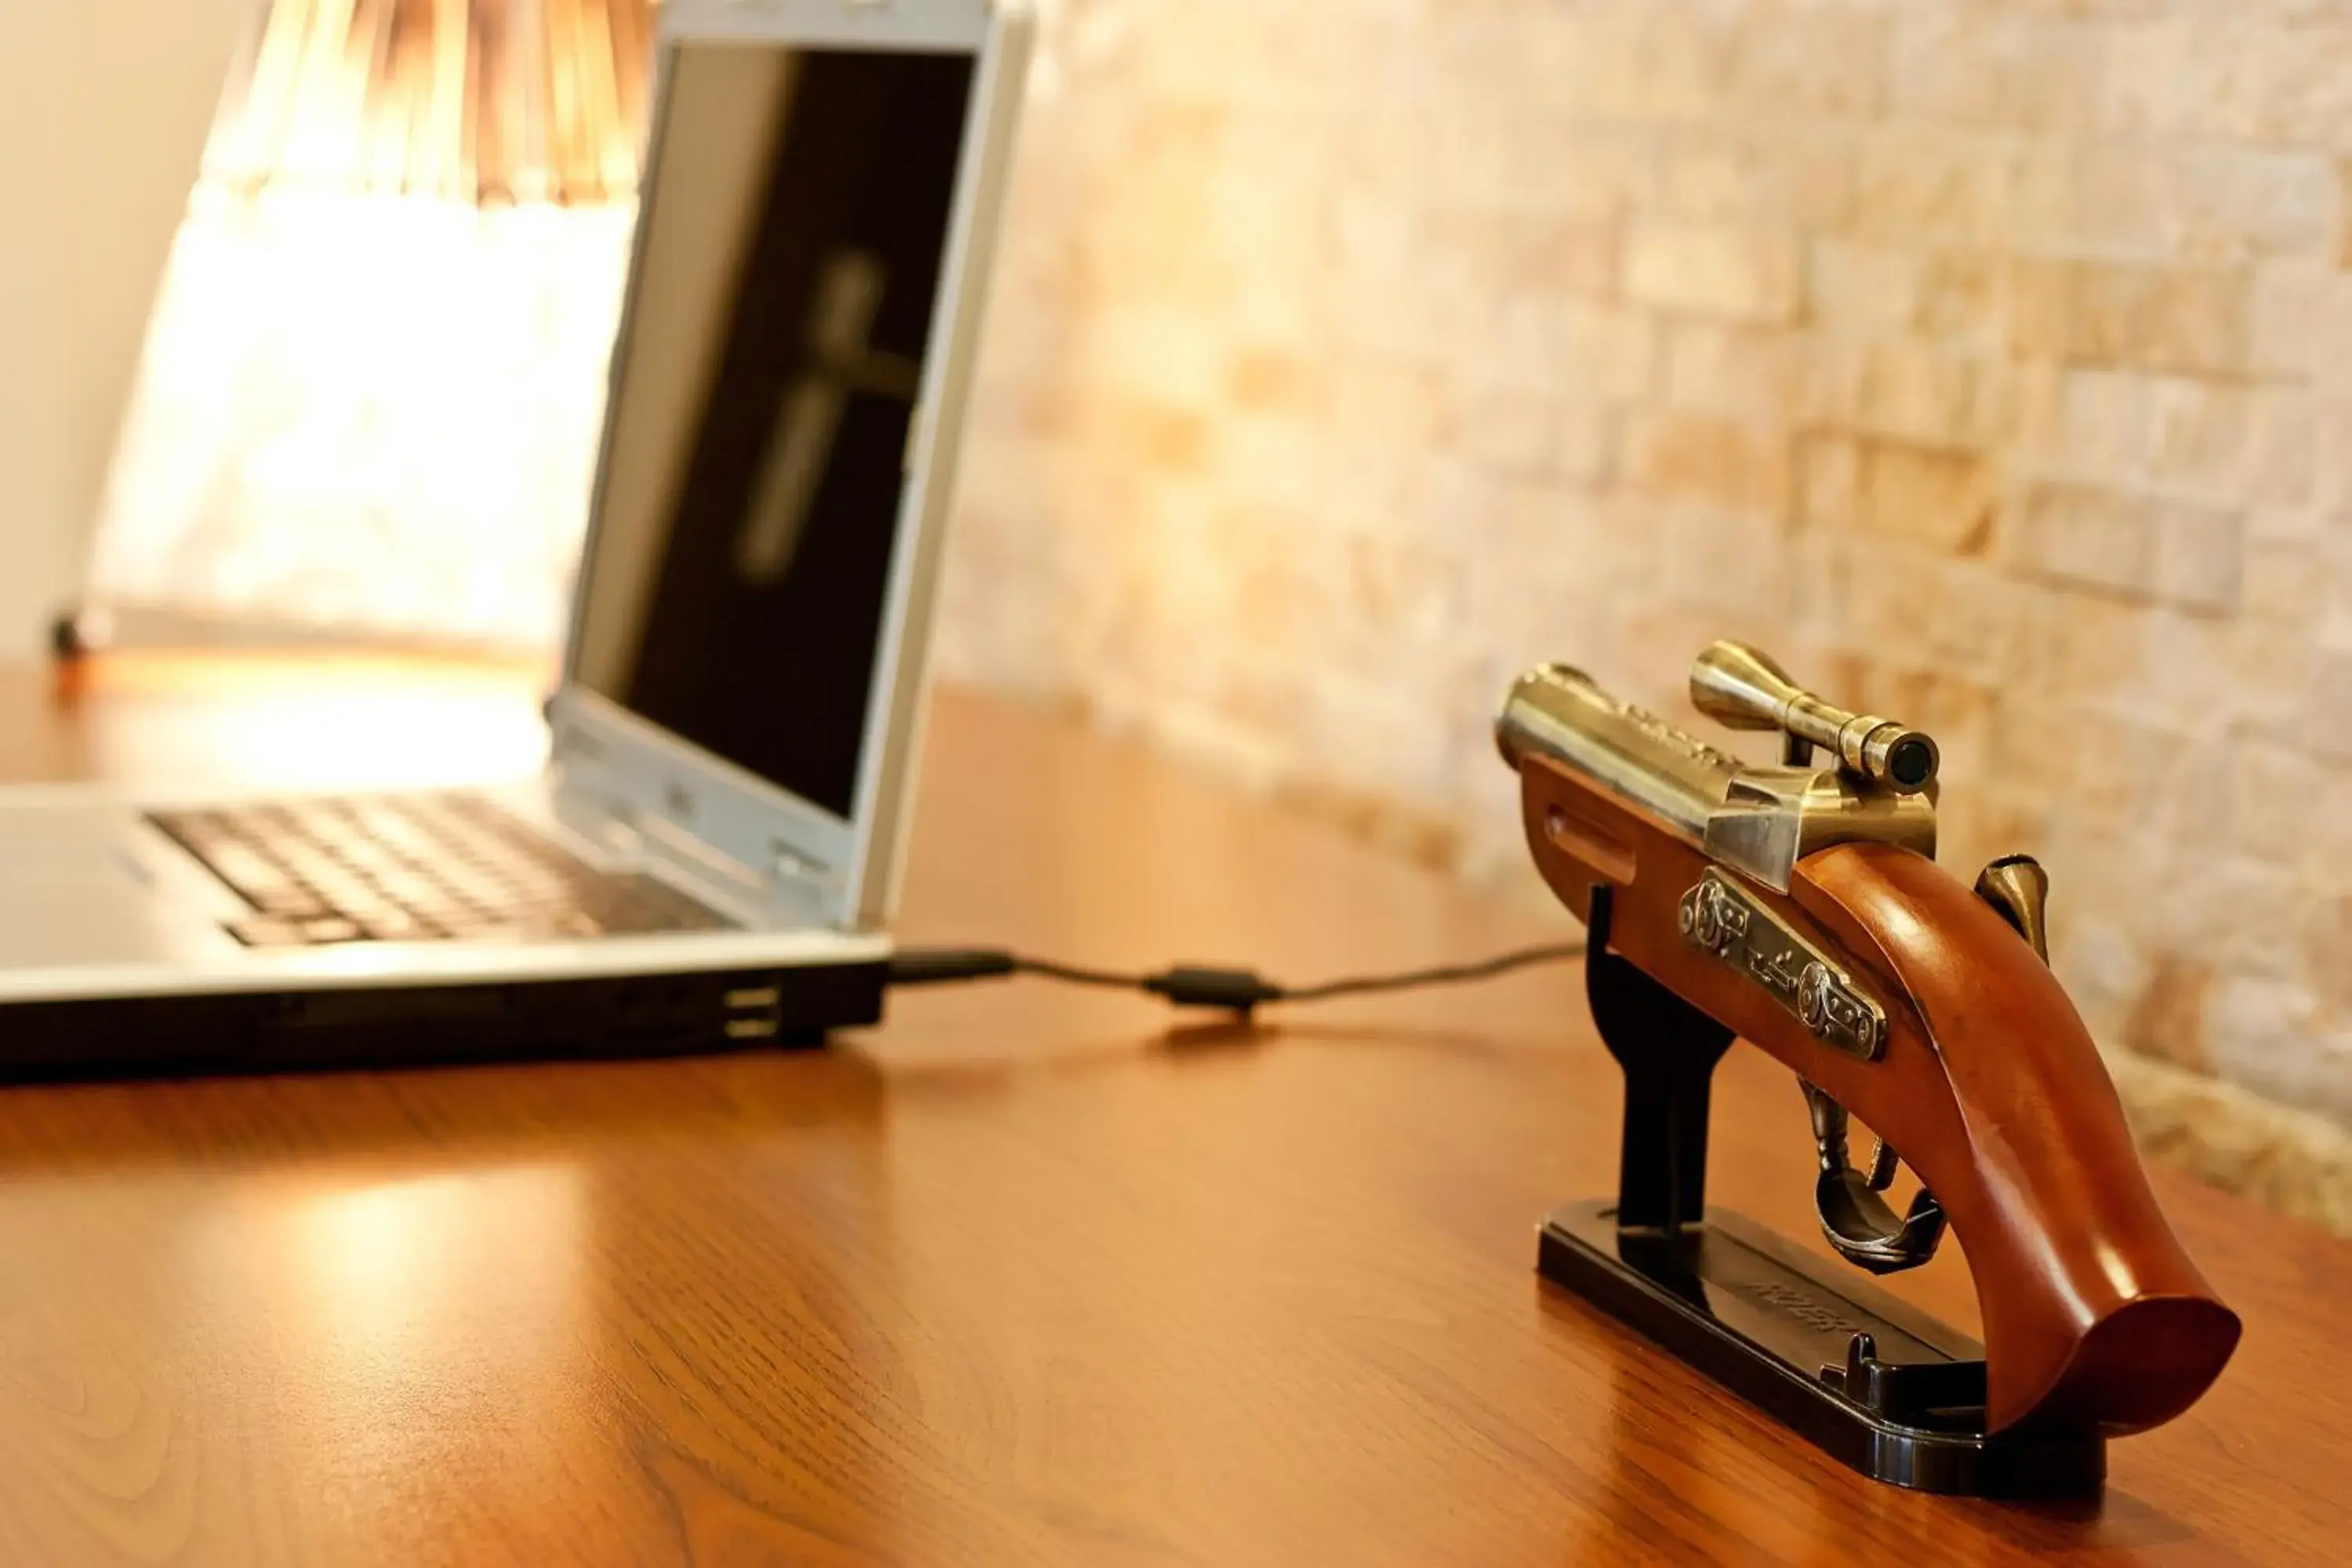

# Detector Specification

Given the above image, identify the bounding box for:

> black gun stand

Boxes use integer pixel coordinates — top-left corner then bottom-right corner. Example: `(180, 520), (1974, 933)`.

(1536, 885), (2107, 1497)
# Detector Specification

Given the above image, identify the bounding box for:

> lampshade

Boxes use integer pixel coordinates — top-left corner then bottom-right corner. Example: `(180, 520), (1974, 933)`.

(83, 0), (659, 652)
(206, 0), (653, 205)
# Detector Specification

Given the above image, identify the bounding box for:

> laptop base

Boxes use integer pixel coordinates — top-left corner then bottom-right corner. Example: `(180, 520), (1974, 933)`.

(0, 958), (885, 1083)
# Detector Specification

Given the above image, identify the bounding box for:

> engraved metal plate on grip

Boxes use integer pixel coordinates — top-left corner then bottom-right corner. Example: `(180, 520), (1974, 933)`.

(1678, 870), (1886, 1060)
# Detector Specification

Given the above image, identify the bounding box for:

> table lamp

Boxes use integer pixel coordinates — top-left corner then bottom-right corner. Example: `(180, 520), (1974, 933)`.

(75, 0), (657, 655)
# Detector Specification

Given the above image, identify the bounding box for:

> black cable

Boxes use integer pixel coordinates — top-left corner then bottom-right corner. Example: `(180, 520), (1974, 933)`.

(887, 940), (1587, 1016)
(1275, 943), (1591, 1003)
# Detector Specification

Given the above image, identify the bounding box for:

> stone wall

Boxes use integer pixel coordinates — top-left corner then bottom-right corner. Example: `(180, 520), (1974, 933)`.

(937, 0), (2352, 1185)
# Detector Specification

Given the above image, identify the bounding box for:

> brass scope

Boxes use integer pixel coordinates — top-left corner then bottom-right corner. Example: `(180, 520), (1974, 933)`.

(1689, 641), (1940, 795)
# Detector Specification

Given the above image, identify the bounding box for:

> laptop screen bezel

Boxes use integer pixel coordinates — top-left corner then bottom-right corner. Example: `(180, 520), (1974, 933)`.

(548, 0), (1026, 931)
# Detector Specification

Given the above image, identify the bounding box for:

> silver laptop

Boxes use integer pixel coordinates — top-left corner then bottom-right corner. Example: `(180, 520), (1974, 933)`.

(0, 0), (1033, 1075)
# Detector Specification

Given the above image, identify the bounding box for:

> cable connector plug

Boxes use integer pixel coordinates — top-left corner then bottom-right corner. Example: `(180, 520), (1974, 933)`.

(1141, 967), (1285, 1013)
(886, 948), (1019, 986)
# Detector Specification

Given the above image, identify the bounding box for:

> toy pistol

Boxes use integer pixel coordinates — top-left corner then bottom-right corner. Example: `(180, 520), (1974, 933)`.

(1498, 644), (2239, 1495)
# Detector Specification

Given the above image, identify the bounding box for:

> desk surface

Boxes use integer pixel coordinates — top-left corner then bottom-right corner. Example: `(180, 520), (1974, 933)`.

(0, 655), (2343, 1566)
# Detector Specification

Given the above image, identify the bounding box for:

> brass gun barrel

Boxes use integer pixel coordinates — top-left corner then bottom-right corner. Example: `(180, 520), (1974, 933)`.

(1689, 641), (1939, 794)
(1494, 664), (1744, 846)
(1495, 662), (1935, 894)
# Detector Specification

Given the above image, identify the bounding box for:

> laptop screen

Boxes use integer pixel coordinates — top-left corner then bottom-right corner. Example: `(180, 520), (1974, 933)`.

(569, 42), (977, 820)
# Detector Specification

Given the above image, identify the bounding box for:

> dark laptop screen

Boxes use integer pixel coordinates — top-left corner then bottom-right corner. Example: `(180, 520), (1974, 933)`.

(570, 42), (976, 818)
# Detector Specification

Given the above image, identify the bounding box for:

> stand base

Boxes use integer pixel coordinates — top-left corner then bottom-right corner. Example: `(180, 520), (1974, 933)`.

(1538, 1200), (2106, 1497)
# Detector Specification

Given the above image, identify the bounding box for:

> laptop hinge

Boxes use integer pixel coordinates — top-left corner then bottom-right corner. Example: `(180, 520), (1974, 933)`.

(764, 844), (842, 902)
(552, 778), (840, 915)
(628, 811), (769, 895)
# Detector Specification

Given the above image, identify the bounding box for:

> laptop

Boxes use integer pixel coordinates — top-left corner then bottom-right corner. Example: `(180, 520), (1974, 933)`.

(0, 0), (1034, 1076)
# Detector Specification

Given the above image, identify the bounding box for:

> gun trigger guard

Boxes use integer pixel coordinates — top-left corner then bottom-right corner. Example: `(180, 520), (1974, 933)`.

(1799, 1082), (1946, 1274)
(1815, 1169), (1947, 1276)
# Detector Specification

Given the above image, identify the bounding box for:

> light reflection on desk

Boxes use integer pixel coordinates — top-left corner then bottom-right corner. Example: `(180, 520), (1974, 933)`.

(198, 1163), (589, 1494)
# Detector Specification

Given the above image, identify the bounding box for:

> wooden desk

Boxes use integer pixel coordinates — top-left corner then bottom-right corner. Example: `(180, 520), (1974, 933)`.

(0, 657), (2343, 1564)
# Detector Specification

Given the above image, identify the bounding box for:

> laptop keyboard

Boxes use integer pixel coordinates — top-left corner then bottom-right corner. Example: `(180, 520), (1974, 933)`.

(147, 795), (735, 949)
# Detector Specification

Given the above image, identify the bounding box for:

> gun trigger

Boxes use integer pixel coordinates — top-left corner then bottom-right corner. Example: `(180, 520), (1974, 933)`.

(1802, 1080), (1895, 1189)
(1864, 1137), (1898, 1192)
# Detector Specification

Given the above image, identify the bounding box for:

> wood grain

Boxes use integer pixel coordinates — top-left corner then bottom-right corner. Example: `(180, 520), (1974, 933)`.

(0, 655), (2339, 1564)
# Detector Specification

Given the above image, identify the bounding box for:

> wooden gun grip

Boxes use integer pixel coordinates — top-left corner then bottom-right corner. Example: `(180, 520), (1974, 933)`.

(1519, 757), (2240, 1435)
(1794, 844), (2240, 1436)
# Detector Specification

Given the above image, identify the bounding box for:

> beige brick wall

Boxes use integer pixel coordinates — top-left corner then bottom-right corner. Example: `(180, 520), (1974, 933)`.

(938, 0), (2352, 1151)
